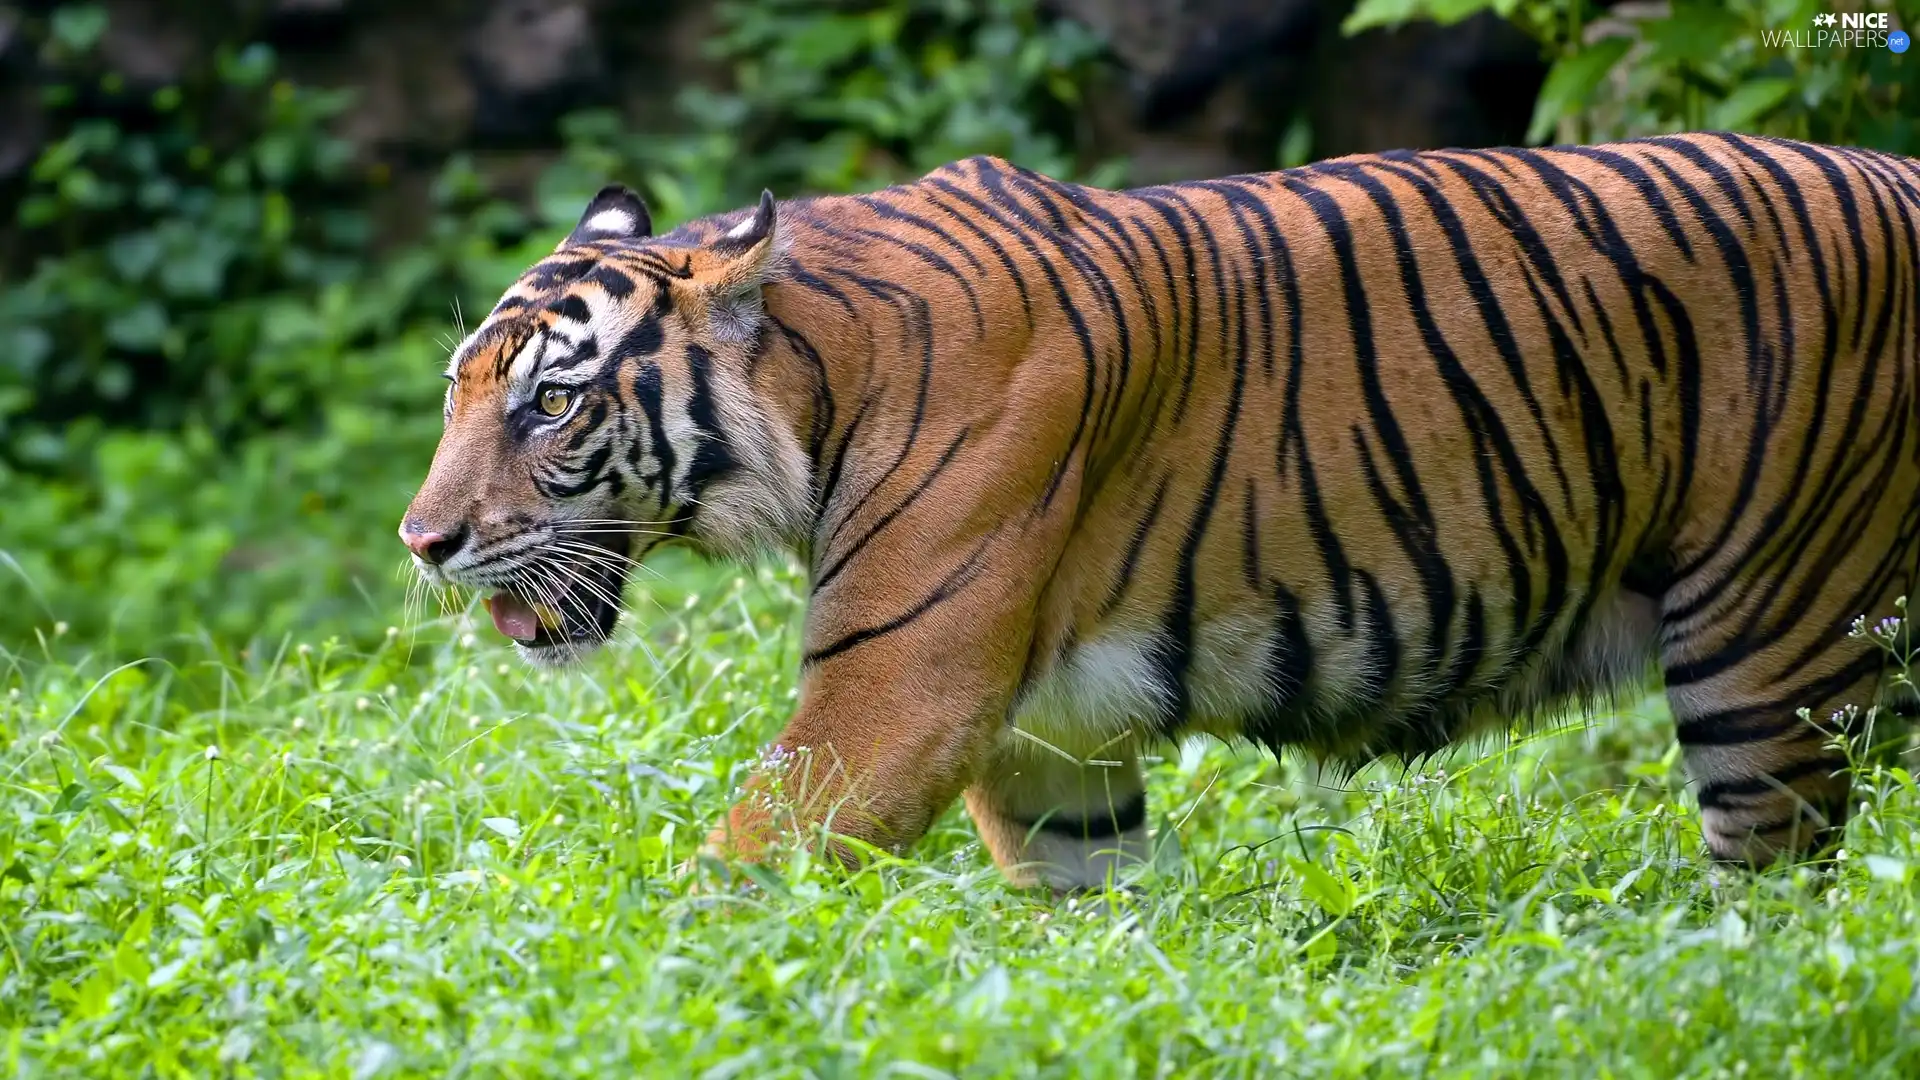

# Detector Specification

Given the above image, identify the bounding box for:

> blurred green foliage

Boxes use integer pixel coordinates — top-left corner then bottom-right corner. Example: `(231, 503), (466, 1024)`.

(1346, 0), (1919, 151)
(538, 0), (1120, 230)
(0, 31), (371, 468)
(0, 0), (1115, 654)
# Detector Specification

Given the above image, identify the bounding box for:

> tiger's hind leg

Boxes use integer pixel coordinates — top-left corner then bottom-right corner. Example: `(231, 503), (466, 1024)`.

(964, 733), (1151, 892)
(1663, 541), (1919, 866)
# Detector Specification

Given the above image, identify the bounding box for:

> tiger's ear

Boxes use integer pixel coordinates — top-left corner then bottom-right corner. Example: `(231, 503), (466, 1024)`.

(674, 190), (782, 343)
(563, 184), (652, 248)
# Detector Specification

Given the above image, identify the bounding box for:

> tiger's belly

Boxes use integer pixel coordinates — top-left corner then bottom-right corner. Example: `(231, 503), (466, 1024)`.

(1009, 586), (1662, 763)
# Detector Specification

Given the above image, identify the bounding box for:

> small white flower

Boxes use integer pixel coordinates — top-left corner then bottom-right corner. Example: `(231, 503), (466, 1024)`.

(204, 745), (221, 762)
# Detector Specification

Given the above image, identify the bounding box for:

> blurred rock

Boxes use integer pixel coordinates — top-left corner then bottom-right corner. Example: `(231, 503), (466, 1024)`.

(0, 4), (34, 181)
(99, 0), (195, 88)
(1319, 15), (1544, 158)
(466, 0), (605, 143)
(1056, 0), (1545, 183)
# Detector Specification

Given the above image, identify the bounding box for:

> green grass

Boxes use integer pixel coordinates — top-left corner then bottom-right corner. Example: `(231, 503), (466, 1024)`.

(5, 554), (1920, 1078)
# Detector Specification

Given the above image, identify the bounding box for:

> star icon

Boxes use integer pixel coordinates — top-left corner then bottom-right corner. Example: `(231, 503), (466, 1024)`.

(1814, 11), (1837, 26)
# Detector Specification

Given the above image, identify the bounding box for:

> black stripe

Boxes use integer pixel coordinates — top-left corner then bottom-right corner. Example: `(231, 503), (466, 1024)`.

(631, 363), (676, 498)
(585, 264), (638, 300)
(527, 257), (599, 290)
(769, 316), (835, 469)
(813, 427), (970, 593)
(802, 535), (995, 665)
(1672, 651), (1881, 745)
(1247, 584), (1314, 751)
(1019, 794), (1147, 840)
(547, 294), (592, 325)
(682, 344), (737, 494)
(1099, 476), (1171, 619)
(1149, 190), (1252, 730)
(811, 218), (987, 336)
(927, 177), (1099, 509)
(813, 273), (937, 553)
(1696, 755), (1843, 809)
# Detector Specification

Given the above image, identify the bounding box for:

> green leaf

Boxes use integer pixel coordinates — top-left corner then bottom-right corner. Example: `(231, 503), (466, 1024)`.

(1279, 115), (1314, 170)
(1341, 0), (1499, 33)
(480, 817), (522, 842)
(113, 937), (151, 986)
(71, 969), (113, 1020)
(1527, 38), (1634, 145)
(52, 782), (92, 815)
(98, 762), (146, 794)
(1707, 78), (1796, 131)
(1865, 855), (1908, 883)
(1425, 0), (1502, 23)
(107, 231), (164, 281)
(1342, 0), (1421, 35)
(1290, 857), (1355, 917)
(105, 302), (168, 350)
(1644, 1), (1747, 68)
(51, 5), (109, 53)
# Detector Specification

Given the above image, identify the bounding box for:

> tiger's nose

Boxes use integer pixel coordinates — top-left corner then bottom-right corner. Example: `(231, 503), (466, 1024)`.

(400, 522), (470, 565)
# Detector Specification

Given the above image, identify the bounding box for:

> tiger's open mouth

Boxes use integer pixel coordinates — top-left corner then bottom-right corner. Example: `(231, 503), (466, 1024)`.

(480, 534), (631, 662)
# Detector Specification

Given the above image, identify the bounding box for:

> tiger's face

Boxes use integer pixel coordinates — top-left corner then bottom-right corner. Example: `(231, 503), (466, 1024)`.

(399, 186), (810, 666)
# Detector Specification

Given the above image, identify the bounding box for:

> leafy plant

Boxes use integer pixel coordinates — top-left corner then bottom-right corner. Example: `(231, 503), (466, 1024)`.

(0, 19), (369, 469)
(536, 0), (1122, 230)
(1345, 0), (1919, 151)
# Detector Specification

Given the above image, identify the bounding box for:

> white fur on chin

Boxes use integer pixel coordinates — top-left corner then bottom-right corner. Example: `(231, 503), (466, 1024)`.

(513, 636), (609, 670)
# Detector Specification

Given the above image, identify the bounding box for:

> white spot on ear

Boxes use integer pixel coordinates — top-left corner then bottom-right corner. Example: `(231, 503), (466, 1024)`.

(725, 215), (759, 240)
(586, 209), (633, 235)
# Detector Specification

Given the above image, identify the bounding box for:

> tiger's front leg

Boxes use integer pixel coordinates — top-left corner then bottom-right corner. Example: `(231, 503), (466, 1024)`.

(703, 459), (1079, 871)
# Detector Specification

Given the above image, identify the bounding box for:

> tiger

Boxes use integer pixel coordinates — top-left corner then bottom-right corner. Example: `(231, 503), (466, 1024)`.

(401, 131), (1920, 891)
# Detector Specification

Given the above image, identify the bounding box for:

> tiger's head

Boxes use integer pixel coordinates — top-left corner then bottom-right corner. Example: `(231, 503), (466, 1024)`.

(400, 186), (812, 666)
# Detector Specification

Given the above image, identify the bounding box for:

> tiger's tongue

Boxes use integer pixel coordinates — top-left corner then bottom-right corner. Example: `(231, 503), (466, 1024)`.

(486, 593), (541, 642)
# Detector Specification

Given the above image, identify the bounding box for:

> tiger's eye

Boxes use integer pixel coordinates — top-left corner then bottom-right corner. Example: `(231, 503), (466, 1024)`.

(537, 385), (573, 417)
